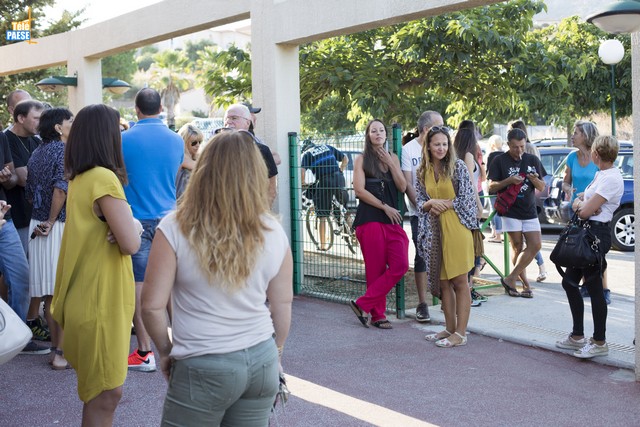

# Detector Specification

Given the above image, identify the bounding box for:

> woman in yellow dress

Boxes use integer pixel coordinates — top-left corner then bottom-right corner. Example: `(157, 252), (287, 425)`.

(416, 126), (477, 347)
(52, 104), (143, 426)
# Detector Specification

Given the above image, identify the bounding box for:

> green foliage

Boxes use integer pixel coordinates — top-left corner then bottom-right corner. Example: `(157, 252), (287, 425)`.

(148, 50), (192, 127)
(0, 1), (84, 119)
(102, 50), (137, 83)
(196, 0), (631, 135)
(520, 16), (631, 127)
(184, 39), (216, 63)
(136, 46), (159, 71)
(191, 109), (208, 118)
(197, 44), (252, 112)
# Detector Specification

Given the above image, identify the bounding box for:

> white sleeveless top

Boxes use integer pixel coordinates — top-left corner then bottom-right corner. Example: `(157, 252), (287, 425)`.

(158, 212), (289, 359)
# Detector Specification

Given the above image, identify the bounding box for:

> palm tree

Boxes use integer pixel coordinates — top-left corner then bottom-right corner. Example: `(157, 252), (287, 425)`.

(148, 50), (192, 129)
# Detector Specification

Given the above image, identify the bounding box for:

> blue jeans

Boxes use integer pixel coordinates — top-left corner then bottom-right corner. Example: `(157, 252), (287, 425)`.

(161, 338), (279, 427)
(535, 251), (544, 266)
(131, 218), (161, 282)
(0, 220), (30, 321)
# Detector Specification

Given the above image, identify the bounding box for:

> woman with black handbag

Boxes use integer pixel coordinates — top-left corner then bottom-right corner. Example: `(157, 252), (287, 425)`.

(555, 136), (623, 359)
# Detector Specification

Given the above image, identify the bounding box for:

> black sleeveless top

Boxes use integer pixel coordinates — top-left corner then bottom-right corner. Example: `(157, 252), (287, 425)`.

(353, 170), (400, 228)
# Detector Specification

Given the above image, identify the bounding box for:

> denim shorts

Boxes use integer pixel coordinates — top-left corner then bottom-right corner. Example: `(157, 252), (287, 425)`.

(501, 216), (541, 233)
(131, 218), (161, 282)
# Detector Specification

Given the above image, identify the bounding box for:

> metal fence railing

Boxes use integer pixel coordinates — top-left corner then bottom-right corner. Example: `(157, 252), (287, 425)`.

(289, 126), (406, 317)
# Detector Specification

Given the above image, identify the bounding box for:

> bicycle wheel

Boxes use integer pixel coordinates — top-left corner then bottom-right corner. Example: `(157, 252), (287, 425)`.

(342, 210), (359, 255)
(306, 206), (334, 251)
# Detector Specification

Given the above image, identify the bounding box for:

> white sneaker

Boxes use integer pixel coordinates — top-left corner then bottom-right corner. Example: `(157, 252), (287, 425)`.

(573, 339), (608, 359)
(556, 335), (587, 350)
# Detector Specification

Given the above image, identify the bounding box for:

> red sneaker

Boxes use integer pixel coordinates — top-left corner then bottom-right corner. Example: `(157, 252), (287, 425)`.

(127, 349), (156, 372)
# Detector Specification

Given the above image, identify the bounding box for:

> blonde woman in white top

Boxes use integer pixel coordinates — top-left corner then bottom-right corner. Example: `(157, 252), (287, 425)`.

(555, 136), (623, 359)
(142, 130), (293, 426)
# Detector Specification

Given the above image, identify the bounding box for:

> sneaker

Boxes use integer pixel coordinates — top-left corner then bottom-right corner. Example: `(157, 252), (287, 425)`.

(27, 317), (51, 341)
(604, 289), (611, 305)
(580, 286), (590, 298)
(20, 340), (51, 355)
(470, 288), (488, 303)
(415, 303), (430, 323)
(128, 349), (156, 372)
(536, 272), (547, 282)
(556, 334), (587, 350)
(471, 299), (482, 307)
(573, 339), (609, 359)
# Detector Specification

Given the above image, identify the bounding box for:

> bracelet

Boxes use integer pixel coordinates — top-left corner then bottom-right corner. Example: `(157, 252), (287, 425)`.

(277, 346), (284, 358)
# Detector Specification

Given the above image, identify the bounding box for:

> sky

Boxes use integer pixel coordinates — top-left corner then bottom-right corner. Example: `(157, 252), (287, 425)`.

(44, 0), (163, 28)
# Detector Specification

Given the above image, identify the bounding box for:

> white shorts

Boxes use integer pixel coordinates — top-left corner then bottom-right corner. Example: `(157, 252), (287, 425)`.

(501, 217), (541, 233)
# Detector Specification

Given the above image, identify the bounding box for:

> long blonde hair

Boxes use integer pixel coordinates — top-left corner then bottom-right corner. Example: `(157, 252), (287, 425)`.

(176, 130), (271, 291)
(417, 127), (457, 185)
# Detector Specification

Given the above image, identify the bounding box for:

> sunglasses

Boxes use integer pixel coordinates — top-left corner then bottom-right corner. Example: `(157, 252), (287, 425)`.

(427, 126), (451, 135)
(190, 139), (202, 147)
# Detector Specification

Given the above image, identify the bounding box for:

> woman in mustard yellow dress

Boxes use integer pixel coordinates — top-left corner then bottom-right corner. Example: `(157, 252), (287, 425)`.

(52, 104), (143, 426)
(416, 126), (477, 348)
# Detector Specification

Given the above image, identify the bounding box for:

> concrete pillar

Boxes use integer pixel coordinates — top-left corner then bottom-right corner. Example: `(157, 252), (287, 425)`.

(66, 57), (103, 113)
(251, 2), (301, 237)
(632, 31), (639, 381)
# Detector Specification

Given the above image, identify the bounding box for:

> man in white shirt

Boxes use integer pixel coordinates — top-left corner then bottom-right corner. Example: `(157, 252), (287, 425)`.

(401, 110), (443, 323)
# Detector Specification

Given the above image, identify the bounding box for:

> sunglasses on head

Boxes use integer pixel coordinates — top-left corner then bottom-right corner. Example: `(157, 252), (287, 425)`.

(427, 126), (451, 135)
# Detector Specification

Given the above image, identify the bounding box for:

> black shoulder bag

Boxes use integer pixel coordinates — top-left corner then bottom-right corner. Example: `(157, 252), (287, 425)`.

(549, 211), (602, 287)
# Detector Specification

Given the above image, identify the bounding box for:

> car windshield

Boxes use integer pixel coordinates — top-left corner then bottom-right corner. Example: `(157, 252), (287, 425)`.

(614, 152), (633, 179)
(554, 151), (633, 179)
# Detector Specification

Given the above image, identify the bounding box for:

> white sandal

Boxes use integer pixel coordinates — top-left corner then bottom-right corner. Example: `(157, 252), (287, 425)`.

(425, 330), (452, 342)
(435, 332), (468, 348)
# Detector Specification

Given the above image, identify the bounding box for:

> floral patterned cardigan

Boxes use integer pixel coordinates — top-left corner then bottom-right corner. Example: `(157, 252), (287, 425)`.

(416, 159), (478, 298)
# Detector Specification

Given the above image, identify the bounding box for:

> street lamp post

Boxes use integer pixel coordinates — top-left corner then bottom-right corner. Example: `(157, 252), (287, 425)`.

(598, 39), (625, 136)
(586, 0), (640, 383)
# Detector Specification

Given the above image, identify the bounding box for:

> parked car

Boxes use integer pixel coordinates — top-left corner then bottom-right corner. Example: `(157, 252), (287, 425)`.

(533, 138), (632, 149)
(535, 147), (575, 225)
(532, 138), (572, 148)
(547, 149), (634, 251)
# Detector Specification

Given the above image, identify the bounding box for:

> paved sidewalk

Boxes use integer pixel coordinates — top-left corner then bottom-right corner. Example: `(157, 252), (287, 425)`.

(411, 281), (636, 369)
(2, 295), (640, 426)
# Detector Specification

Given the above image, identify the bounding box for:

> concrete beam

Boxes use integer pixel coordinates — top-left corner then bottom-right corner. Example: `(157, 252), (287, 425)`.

(0, 0), (250, 75)
(271, 0), (504, 45)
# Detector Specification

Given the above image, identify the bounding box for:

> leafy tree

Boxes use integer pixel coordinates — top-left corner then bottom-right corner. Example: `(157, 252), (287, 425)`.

(184, 39), (216, 63)
(0, 2), (84, 119)
(196, 0), (631, 135)
(148, 50), (192, 128)
(136, 45), (159, 71)
(518, 16), (631, 130)
(197, 44), (252, 112)
(102, 50), (136, 84)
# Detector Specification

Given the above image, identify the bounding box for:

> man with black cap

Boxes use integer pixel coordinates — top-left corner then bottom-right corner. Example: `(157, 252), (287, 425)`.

(243, 102), (281, 166)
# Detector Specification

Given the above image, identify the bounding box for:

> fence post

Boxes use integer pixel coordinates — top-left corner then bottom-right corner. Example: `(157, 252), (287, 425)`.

(392, 123), (405, 318)
(289, 132), (303, 295)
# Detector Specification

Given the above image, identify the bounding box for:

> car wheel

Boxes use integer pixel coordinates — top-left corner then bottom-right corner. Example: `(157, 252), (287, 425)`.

(611, 207), (634, 252)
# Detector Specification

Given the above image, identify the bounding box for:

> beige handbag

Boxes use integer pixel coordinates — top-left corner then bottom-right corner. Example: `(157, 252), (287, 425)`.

(0, 298), (32, 365)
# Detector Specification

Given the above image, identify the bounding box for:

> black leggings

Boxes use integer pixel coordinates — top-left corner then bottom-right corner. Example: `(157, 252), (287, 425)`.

(560, 223), (611, 342)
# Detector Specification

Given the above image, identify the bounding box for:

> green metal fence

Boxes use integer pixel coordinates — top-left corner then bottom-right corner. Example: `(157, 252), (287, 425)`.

(289, 126), (406, 317)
